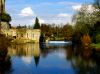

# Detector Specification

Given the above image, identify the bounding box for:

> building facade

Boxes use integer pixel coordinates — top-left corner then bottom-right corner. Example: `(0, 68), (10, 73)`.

(1, 28), (41, 43)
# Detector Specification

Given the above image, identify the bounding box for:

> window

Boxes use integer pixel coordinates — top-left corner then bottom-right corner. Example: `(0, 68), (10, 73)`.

(27, 33), (28, 38)
(33, 34), (34, 37)
(21, 34), (23, 37)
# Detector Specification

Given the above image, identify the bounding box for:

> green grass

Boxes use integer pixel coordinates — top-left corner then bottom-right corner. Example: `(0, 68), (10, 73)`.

(12, 39), (35, 44)
(91, 43), (100, 48)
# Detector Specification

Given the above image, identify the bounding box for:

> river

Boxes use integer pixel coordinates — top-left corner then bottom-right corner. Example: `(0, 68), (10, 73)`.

(4, 42), (100, 74)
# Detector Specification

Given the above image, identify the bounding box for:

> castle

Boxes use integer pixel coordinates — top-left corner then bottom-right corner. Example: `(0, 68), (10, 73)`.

(0, 0), (41, 43)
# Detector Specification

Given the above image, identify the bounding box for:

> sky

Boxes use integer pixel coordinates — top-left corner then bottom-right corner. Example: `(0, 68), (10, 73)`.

(5, 0), (94, 26)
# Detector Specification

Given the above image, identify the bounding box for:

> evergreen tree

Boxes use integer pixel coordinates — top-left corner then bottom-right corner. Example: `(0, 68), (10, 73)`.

(33, 17), (40, 29)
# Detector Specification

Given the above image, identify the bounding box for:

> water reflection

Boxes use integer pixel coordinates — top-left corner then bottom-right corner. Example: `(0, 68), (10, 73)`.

(65, 46), (100, 74)
(7, 43), (100, 74)
(0, 49), (11, 74)
(8, 43), (40, 66)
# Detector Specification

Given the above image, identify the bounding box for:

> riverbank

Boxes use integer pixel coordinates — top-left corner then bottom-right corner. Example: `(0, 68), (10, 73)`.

(11, 39), (35, 44)
(91, 43), (100, 52)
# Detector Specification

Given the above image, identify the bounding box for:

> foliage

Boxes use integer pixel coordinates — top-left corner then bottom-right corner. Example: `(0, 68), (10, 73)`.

(73, 5), (97, 34)
(34, 17), (40, 29)
(91, 43), (100, 48)
(62, 24), (73, 40)
(17, 24), (27, 29)
(96, 34), (100, 43)
(41, 24), (52, 37)
(41, 23), (73, 40)
(72, 0), (100, 44)
(0, 13), (11, 22)
(81, 34), (91, 46)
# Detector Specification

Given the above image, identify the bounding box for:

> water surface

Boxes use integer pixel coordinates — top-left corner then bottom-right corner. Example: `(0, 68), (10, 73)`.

(6, 43), (100, 74)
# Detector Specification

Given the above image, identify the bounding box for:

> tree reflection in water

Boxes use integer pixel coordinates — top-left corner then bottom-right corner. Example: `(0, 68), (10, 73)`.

(65, 45), (100, 74)
(34, 56), (40, 67)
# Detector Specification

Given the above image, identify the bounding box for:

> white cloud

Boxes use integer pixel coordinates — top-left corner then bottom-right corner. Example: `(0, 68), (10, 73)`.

(56, 13), (72, 24)
(19, 7), (35, 17)
(72, 5), (82, 11)
(57, 13), (71, 17)
(39, 19), (45, 24)
(42, 13), (72, 25)
(58, 1), (80, 6)
(22, 56), (32, 64)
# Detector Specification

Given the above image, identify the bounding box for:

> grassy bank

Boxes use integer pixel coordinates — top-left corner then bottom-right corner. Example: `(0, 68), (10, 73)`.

(11, 39), (35, 44)
(91, 43), (100, 49)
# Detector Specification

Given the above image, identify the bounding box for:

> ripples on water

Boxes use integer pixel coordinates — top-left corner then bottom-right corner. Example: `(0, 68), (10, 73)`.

(1, 42), (100, 74)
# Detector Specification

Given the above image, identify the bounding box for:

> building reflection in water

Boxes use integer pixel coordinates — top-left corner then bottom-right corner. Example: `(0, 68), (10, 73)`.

(8, 43), (40, 66)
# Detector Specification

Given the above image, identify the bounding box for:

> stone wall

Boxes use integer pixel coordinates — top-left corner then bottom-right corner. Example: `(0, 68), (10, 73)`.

(1, 21), (10, 30)
(2, 28), (41, 43)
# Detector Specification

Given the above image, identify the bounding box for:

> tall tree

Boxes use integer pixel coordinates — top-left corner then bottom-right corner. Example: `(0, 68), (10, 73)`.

(33, 17), (40, 29)
(72, 0), (100, 43)
(72, 4), (99, 34)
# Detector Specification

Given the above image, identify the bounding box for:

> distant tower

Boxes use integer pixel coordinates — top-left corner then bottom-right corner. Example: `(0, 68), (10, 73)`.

(0, 0), (5, 13)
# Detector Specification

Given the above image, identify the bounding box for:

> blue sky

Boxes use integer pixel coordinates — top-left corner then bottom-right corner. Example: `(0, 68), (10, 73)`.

(5, 0), (94, 26)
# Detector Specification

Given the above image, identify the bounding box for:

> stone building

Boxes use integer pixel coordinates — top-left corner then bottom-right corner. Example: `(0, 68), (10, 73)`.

(1, 28), (41, 43)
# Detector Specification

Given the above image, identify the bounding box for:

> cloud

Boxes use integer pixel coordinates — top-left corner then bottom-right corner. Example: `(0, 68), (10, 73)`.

(39, 19), (45, 24)
(19, 7), (35, 17)
(72, 5), (82, 11)
(41, 13), (72, 25)
(58, 1), (80, 6)
(22, 56), (32, 64)
(57, 13), (71, 17)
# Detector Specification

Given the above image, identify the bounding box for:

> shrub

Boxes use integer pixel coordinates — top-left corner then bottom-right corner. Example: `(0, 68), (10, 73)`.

(0, 13), (11, 22)
(81, 34), (91, 46)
